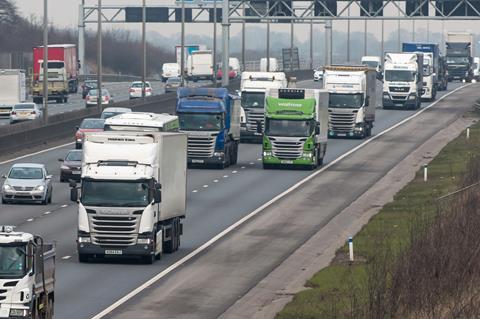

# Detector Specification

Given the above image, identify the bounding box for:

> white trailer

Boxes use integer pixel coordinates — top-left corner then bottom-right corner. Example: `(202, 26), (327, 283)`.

(71, 131), (187, 264)
(104, 112), (179, 132)
(0, 69), (27, 118)
(323, 65), (377, 138)
(0, 226), (55, 319)
(187, 50), (213, 81)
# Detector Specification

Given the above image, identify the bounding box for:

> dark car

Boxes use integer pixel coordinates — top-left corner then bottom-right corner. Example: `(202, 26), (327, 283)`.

(59, 150), (82, 182)
(82, 80), (98, 99)
(75, 118), (105, 149)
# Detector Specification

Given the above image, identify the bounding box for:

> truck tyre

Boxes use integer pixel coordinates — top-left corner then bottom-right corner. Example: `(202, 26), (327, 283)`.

(163, 219), (180, 254)
(232, 142), (239, 165)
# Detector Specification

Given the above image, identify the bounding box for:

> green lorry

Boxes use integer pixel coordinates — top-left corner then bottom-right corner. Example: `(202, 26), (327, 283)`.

(262, 88), (329, 170)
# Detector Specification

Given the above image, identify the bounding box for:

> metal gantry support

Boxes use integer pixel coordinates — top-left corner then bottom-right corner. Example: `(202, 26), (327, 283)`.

(142, 0), (147, 99)
(97, 0), (102, 111)
(43, 0), (48, 125)
(221, 0), (230, 86)
(78, 0), (86, 77)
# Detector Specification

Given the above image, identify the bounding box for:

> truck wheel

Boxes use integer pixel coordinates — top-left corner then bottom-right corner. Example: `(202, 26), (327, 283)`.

(163, 220), (175, 254)
(232, 143), (239, 165)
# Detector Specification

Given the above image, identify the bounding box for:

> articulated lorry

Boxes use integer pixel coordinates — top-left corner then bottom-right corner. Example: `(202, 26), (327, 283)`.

(187, 50), (213, 82)
(0, 69), (27, 118)
(176, 88), (240, 168)
(402, 43), (440, 100)
(0, 226), (55, 319)
(71, 131), (187, 264)
(104, 112), (179, 132)
(323, 65), (376, 139)
(446, 32), (474, 82)
(32, 44), (79, 104)
(262, 88), (329, 170)
(239, 72), (288, 143)
(383, 52), (423, 110)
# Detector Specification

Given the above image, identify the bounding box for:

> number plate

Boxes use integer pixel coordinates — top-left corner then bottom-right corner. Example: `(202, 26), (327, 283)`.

(105, 250), (123, 255)
(192, 159), (204, 163)
(72, 171), (81, 175)
(280, 160), (293, 164)
(337, 133), (346, 137)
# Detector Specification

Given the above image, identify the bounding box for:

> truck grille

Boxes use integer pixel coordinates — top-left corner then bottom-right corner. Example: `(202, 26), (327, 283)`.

(329, 112), (355, 133)
(90, 214), (140, 247)
(187, 134), (216, 158)
(389, 86), (409, 93)
(271, 138), (305, 160)
(246, 109), (264, 133)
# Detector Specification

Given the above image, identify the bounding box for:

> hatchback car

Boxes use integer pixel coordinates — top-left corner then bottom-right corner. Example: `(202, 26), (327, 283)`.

(313, 69), (324, 82)
(100, 107), (132, 119)
(75, 118), (105, 149)
(85, 89), (113, 107)
(59, 150), (82, 182)
(2, 163), (52, 205)
(129, 81), (152, 99)
(10, 103), (42, 124)
(82, 80), (98, 99)
(165, 77), (181, 92)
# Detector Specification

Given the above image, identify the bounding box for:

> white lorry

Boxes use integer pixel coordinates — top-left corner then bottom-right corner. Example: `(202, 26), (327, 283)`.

(187, 50), (213, 82)
(0, 226), (55, 319)
(161, 63), (180, 82)
(382, 53), (423, 110)
(474, 57), (480, 81)
(323, 65), (377, 139)
(0, 70), (27, 118)
(239, 72), (288, 142)
(361, 56), (383, 79)
(104, 112), (179, 132)
(260, 58), (280, 72)
(71, 131), (187, 264)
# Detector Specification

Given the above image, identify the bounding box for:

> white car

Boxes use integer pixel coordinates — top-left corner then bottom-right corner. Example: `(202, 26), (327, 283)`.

(85, 89), (113, 107)
(100, 107), (132, 119)
(10, 103), (43, 124)
(129, 81), (152, 99)
(313, 69), (324, 82)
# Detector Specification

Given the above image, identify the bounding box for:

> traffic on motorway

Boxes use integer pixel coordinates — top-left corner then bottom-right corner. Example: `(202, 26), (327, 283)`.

(0, 36), (473, 318)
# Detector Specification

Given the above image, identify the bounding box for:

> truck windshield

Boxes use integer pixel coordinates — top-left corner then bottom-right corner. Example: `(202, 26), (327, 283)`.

(329, 93), (364, 109)
(446, 57), (469, 64)
(81, 180), (150, 207)
(384, 70), (416, 82)
(178, 113), (223, 131)
(265, 119), (314, 137)
(0, 244), (27, 279)
(241, 92), (265, 108)
(41, 62), (65, 69)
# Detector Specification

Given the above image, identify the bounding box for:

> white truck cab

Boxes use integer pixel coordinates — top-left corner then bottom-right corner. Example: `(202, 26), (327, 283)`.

(383, 53), (423, 110)
(421, 53), (437, 101)
(474, 57), (480, 81)
(361, 56), (382, 79)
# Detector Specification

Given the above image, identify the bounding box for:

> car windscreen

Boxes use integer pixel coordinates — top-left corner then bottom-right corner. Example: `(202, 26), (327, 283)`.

(446, 57), (469, 64)
(88, 90), (108, 96)
(8, 167), (43, 179)
(362, 61), (379, 68)
(167, 78), (181, 83)
(66, 151), (82, 161)
(13, 104), (34, 110)
(80, 119), (105, 129)
(131, 82), (150, 88)
(179, 113), (223, 131)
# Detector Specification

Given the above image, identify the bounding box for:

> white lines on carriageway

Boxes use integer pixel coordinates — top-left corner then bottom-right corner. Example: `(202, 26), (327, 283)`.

(191, 168), (245, 194)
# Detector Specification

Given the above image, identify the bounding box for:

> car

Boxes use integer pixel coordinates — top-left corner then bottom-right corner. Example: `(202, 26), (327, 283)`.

(85, 89), (113, 107)
(129, 81), (152, 99)
(165, 77), (181, 92)
(100, 107), (132, 119)
(75, 118), (105, 149)
(81, 80), (98, 99)
(10, 103), (43, 124)
(313, 69), (324, 82)
(59, 150), (82, 182)
(1, 163), (53, 205)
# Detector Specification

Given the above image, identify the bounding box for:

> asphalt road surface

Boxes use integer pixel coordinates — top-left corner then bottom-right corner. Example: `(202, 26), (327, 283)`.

(0, 80), (466, 319)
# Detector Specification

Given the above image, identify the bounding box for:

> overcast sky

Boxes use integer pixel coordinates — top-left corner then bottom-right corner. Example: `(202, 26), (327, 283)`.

(14, 0), (480, 45)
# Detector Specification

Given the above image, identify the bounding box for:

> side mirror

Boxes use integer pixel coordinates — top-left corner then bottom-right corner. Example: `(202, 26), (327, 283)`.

(58, 158), (64, 162)
(2, 175), (6, 179)
(365, 97), (370, 107)
(75, 126), (79, 130)
(315, 125), (320, 135)
(256, 120), (262, 134)
(153, 190), (161, 204)
(154, 182), (161, 190)
(69, 179), (77, 188)
(70, 188), (78, 202)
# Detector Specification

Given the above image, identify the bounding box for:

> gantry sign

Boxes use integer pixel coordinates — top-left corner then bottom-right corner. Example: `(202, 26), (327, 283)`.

(82, 0), (480, 24)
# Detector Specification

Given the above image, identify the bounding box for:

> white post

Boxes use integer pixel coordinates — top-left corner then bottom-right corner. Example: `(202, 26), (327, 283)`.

(423, 164), (428, 182)
(467, 127), (470, 139)
(348, 236), (354, 262)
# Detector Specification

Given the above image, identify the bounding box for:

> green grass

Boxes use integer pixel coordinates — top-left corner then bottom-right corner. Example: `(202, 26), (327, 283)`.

(277, 119), (480, 319)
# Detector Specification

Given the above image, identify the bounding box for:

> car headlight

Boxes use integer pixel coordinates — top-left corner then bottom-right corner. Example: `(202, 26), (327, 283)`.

(2, 184), (11, 191)
(34, 185), (45, 191)
(137, 238), (151, 244)
(9, 309), (27, 317)
(61, 165), (70, 170)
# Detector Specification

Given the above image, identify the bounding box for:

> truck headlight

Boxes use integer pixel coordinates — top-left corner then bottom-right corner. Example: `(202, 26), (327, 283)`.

(61, 165), (69, 170)
(78, 236), (91, 243)
(137, 238), (151, 244)
(302, 152), (313, 158)
(383, 92), (390, 99)
(213, 152), (224, 157)
(263, 151), (272, 157)
(9, 309), (27, 317)
(408, 94), (416, 100)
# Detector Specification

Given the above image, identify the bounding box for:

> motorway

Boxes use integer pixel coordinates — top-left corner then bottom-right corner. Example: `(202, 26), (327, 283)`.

(0, 79), (468, 319)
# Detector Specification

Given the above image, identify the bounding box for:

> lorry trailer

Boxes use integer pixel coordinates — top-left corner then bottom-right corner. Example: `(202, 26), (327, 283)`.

(0, 69), (27, 118)
(446, 32), (474, 82)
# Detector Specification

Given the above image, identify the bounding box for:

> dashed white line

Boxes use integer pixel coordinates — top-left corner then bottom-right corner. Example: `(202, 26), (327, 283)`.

(223, 175), (229, 178)
(213, 180), (219, 183)
(61, 256), (72, 260)
(241, 166), (246, 169)
(232, 170), (238, 174)
(192, 190), (198, 193)
(43, 211), (51, 215)
(249, 162), (255, 165)
(257, 158), (262, 161)
(61, 204), (68, 208)
(202, 185), (209, 188)
(26, 218), (33, 222)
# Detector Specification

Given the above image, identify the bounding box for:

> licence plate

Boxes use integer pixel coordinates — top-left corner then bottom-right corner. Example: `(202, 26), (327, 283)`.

(72, 171), (81, 175)
(337, 133), (346, 137)
(281, 160), (293, 164)
(192, 159), (204, 163)
(254, 132), (262, 136)
(105, 250), (122, 255)
(19, 112), (29, 116)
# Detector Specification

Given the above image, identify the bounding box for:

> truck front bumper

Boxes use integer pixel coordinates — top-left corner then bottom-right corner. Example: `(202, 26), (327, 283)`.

(77, 242), (154, 257)
(262, 154), (314, 169)
(382, 93), (417, 109)
(188, 154), (225, 166)
(328, 128), (365, 139)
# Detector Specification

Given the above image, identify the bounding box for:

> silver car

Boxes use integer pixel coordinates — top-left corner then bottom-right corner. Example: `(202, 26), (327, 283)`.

(2, 163), (53, 205)
(10, 103), (43, 124)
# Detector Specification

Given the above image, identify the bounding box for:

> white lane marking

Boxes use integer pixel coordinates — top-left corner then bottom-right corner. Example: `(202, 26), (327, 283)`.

(192, 190), (198, 193)
(223, 175), (229, 178)
(26, 218), (33, 222)
(213, 179), (219, 183)
(61, 204), (68, 208)
(241, 166), (246, 169)
(232, 170), (238, 174)
(0, 142), (75, 165)
(92, 84), (470, 319)
(249, 162), (254, 165)
(202, 185), (209, 188)
(257, 158), (261, 161)
(61, 256), (71, 260)
(43, 211), (51, 215)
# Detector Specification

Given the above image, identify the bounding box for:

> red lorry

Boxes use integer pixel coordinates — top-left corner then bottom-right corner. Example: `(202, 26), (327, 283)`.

(32, 44), (79, 103)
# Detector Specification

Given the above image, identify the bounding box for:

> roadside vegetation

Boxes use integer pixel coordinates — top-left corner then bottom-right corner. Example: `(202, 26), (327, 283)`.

(278, 119), (480, 318)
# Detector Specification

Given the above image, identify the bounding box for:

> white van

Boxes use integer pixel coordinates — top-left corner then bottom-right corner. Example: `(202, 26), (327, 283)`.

(474, 57), (480, 81)
(161, 63), (180, 82)
(229, 57), (241, 75)
(187, 50), (213, 82)
(260, 58), (279, 72)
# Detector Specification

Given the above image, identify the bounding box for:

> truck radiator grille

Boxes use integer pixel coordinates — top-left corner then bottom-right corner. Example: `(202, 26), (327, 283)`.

(389, 86), (409, 93)
(89, 215), (139, 247)
(246, 110), (264, 133)
(187, 135), (216, 158)
(271, 139), (304, 160)
(329, 112), (355, 133)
